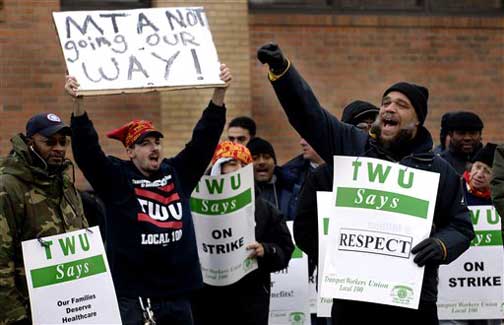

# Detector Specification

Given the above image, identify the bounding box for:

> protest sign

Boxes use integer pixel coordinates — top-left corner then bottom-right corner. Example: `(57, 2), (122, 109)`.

(320, 156), (439, 309)
(22, 226), (121, 324)
(269, 221), (311, 325)
(53, 7), (224, 95)
(191, 164), (257, 286)
(438, 205), (503, 319)
(316, 191), (335, 317)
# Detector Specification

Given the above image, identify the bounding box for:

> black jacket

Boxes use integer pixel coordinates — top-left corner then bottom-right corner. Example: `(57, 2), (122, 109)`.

(282, 154), (315, 187)
(271, 65), (474, 303)
(294, 163), (331, 270)
(71, 102), (225, 299)
(440, 144), (482, 175)
(192, 197), (294, 325)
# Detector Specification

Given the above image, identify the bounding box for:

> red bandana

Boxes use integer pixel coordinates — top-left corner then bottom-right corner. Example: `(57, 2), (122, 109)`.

(106, 120), (163, 148)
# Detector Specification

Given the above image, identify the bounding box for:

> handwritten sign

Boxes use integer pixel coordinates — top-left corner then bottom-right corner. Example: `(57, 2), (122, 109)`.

(53, 7), (224, 95)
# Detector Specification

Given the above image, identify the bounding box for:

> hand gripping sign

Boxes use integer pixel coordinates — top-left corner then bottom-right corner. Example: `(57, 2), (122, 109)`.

(53, 7), (224, 95)
(22, 226), (121, 324)
(320, 156), (439, 309)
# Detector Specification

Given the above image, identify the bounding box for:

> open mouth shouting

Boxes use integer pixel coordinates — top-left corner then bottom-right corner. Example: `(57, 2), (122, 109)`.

(380, 114), (400, 137)
(148, 153), (160, 166)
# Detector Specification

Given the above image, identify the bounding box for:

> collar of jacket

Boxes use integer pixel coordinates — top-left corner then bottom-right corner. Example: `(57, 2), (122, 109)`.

(1, 134), (75, 188)
(369, 126), (435, 164)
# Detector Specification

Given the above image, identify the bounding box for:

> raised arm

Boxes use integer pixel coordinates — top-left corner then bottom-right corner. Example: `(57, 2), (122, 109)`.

(65, 77), (124, 200)
(257, 44), (367, 163)
(170, 64), (231, 196)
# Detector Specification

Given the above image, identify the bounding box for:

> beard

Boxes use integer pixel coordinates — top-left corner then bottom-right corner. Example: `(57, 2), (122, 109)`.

(370, 118), (417, 152)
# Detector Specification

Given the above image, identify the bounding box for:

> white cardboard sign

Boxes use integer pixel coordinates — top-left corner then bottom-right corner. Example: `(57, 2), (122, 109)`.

(22, 227), (121, 324)
(53, 7), (224, 95)
(320, 156), (439, 309)
(269, 221), (311, 325)
(191, 164), (258, 286)
(438, 205), (504, 319)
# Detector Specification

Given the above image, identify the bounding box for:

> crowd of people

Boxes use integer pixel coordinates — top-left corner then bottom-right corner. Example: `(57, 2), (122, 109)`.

(0, 44), (503, 325)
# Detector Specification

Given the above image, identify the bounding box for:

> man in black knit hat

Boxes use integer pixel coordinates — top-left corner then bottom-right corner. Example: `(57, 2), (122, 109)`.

(247, 137), (299, 220)
(257, 43), (474, 325)
(440, 111), (484, 175)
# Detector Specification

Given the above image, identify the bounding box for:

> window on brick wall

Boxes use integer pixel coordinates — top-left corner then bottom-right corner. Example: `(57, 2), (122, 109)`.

(249, 0), (504, 15)
(0, 0), (4, 22)
(60, 0), (150, 11)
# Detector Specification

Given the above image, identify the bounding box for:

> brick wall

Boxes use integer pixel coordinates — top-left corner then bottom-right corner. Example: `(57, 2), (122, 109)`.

(0, 1), (158, 188)
(153, 0), (251, 157)
(1, 2), (503, 185)
(250, 14), (504, 164)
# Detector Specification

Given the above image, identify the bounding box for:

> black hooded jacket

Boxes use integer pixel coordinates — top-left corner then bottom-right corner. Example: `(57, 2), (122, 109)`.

(271, 65), (474, 303)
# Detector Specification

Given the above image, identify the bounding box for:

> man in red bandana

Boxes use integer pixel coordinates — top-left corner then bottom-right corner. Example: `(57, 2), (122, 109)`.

(65, 65), (231, 325)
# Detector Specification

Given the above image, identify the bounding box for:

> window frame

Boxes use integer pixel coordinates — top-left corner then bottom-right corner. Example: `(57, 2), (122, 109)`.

(60, 0), (151, 11)
(249, 0), (504, 16)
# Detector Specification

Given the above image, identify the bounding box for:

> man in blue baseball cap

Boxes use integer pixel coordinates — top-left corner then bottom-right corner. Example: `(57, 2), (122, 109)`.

(0, 112), (87, 324)
(24, 112), (72, 169)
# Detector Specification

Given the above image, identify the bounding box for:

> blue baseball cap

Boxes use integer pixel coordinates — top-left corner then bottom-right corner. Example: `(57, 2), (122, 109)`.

(26, 113), (72, 138)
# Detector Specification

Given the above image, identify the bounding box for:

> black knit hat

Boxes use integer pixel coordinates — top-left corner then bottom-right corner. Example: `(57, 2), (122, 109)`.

(446, 111), (484, 132)
(472, 143), (497, 168)
(383, 82), (429, 125)
(341, 100), (379, 125)
(247, 137), (277, 163)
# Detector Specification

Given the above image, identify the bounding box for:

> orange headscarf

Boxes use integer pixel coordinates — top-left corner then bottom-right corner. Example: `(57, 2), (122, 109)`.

(211, 141), (252, 166)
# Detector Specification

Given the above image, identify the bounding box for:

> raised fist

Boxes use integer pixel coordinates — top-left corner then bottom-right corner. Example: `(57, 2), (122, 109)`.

(257, 43), (288, 74)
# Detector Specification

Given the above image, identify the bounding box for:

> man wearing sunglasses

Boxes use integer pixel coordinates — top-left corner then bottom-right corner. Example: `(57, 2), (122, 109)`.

(0, 113), (88, 324)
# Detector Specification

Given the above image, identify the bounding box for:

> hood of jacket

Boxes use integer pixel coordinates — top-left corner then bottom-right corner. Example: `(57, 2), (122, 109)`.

(0, 134), (74, 188)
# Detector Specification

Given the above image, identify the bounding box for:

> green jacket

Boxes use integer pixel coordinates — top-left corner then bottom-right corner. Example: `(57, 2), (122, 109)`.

(0, 134), (88, 324)
(490, 144), (504, 246)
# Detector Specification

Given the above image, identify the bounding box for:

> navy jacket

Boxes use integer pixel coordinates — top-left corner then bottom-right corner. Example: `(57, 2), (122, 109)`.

(256, 166), (300, 220)
(271, 65), (474, 302)
(71, 102), (225, 298)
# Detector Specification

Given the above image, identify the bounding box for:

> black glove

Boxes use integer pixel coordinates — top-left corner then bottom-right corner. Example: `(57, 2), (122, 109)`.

(257, 43), (288, 74)
(411, 238), (445, 267)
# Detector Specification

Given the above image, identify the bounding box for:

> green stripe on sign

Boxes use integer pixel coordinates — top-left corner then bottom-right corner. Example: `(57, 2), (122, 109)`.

(335, 187), (429, 219)
(31, 254), (106, 288)
(190, 189), (252, 215)
(471, 230), (503, 246)
(291, 246), (303, 259)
